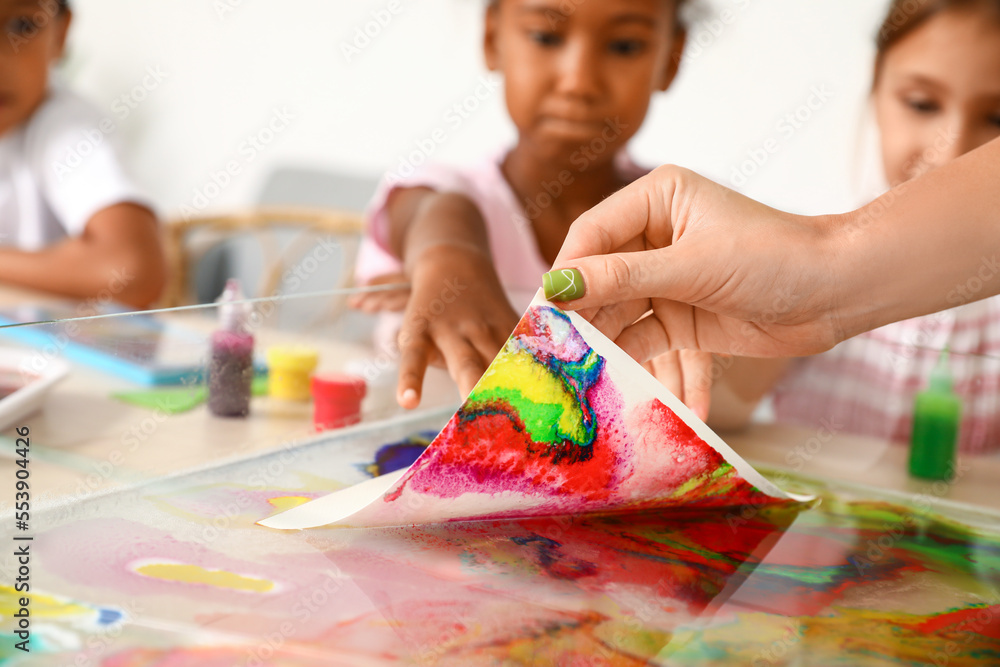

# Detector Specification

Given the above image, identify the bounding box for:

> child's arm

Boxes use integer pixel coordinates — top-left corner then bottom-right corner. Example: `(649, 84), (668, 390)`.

(707, 357), (793, 431)
(386, 187), (520, 409)
(0, 203), (166, 308)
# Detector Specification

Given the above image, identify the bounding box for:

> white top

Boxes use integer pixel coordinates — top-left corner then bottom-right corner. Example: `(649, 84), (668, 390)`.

(0, 85), (151, 251)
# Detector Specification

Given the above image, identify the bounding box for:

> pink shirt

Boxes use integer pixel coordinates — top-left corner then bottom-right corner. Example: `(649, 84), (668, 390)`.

(356, 150), (648, 313)
(772, 298), (1000, 454)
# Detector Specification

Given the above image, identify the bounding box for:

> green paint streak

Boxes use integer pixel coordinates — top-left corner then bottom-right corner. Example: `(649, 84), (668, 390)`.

(113, 387), (208, 414)
(756, 563), (847, 585)
(473, 349), (595, 447)
(484, 387), (585, 444)
(905, 538), (1000, 573)
(672, 464), (736, 498)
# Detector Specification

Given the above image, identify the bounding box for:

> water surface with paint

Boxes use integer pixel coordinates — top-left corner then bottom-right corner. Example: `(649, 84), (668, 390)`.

(302, 482), (1000, 666)
(6, 471), (998, 666)
(2, 302), (997, 665)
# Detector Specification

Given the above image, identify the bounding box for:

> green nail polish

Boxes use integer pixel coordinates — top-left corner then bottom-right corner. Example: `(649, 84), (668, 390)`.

(543, 269), (585, 302)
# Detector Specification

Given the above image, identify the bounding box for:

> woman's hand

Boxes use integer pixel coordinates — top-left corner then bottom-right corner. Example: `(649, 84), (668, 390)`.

(396, 244), (520, 409)
(551, 165), (847, 361)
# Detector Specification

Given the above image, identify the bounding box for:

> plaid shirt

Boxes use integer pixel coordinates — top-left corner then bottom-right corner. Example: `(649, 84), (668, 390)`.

(772, 298), (1000, 455)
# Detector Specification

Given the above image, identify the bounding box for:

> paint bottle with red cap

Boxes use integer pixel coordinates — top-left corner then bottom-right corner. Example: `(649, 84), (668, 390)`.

(312, 374), (367, 431)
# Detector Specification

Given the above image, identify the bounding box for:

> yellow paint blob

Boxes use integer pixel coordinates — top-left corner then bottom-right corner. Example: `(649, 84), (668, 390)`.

(134, 564), (274, 593)
(479, 350), (584, 440)
(267, 496), (313, 512)
(0, 586), (90, 618)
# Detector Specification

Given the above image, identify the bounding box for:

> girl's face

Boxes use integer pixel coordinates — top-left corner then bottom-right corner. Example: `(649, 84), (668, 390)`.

(874, 8), (1000, 185)
(0, 0), (70, 136)
(485, 0), (684, 167)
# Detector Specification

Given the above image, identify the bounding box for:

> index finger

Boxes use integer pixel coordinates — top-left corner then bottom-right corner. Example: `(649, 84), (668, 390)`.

(396, 316), (433, 410)
(553, 165), (679, 267)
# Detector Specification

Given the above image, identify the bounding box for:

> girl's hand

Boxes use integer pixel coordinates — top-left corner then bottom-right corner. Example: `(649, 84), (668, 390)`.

(348, 273), (411, 313)
(551, 165), (845, 361)
(643, 349), (714, 422)
(396, 244), (520, 409)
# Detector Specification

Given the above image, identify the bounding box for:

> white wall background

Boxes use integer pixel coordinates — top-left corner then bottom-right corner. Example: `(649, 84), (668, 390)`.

(62, 0), (892, 219)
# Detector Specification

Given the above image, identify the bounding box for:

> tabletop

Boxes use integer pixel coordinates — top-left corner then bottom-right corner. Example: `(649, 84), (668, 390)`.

(0, 286), (997, 666)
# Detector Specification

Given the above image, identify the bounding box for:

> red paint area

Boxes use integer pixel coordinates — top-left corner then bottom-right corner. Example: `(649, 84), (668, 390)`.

(401, 404), (622, 503)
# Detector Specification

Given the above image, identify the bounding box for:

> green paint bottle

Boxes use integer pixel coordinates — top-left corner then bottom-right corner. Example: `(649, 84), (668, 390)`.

(908, 351), (962, 481)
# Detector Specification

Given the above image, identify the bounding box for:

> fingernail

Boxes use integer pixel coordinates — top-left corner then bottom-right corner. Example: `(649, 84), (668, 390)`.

(543, 268), (585, 302)
(400, 388), (418, 407)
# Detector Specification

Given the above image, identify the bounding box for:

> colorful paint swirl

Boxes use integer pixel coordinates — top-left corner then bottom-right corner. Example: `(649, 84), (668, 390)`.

(387, 306), (788, 519)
